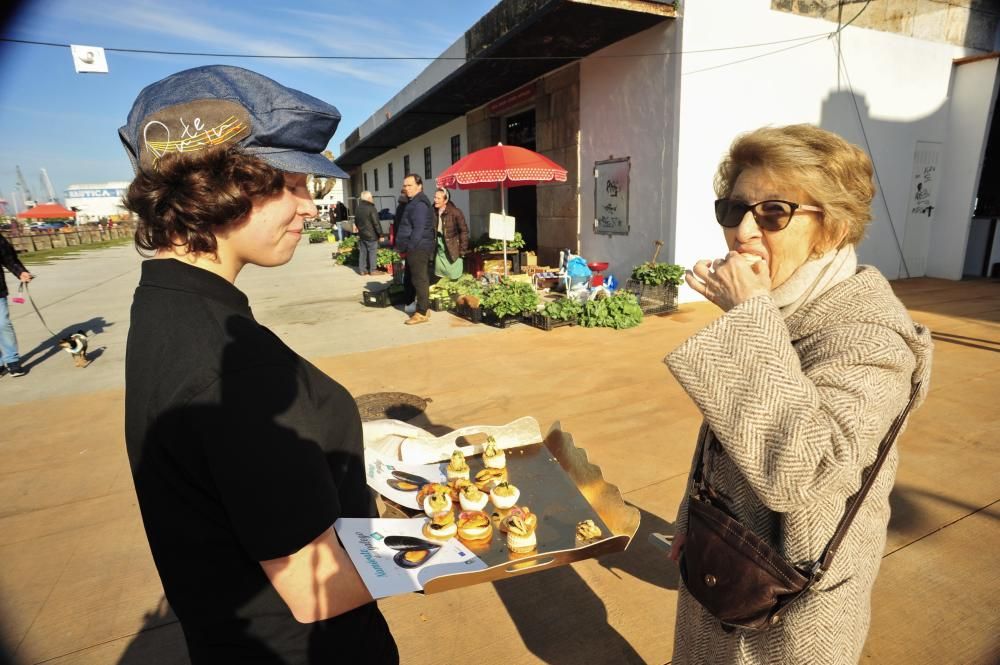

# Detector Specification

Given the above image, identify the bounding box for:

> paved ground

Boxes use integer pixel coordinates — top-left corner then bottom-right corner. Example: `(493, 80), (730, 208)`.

(3, 240), (496, 404)
(1, 241), (998, 664)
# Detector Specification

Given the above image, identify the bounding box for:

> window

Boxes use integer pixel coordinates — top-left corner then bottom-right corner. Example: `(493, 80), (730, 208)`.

(388, 162), (394, 189)
(450, 135), (461, 164)
(363, 172), (368, 191)
(403, 155), (410, 177)
(374, 168), (379, 192)
(423, 147), (432, 180)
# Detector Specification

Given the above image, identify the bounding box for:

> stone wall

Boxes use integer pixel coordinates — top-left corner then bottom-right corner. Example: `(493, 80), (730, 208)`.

(3, 225), (134, 254)
(772, 0), (999, 51)
(466, 63), (580, 267)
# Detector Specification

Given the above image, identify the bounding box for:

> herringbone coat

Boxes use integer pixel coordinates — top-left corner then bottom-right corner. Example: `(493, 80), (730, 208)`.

(666, 266), (932, 665)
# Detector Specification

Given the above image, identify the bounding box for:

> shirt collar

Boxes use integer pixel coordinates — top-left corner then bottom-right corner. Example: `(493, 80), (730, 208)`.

(139, 258), (251, 315)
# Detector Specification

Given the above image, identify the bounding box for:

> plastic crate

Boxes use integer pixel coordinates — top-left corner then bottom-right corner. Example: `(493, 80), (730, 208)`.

(524, 312), (575, 331)
(624, 280), (678, 316)
(452, 303), (483, 324)
(362, 284), (406, 308)
(482, 311), (522, 329)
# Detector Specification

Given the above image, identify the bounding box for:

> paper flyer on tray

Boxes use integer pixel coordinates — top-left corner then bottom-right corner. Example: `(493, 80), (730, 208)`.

(335, 517), (487, 598)
(364, 449), (446, 510)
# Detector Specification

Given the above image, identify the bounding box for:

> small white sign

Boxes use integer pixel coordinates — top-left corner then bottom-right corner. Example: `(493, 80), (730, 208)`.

(70, 45), (109, 74)
(488, 213), (515, 242)
(334, 517), (487, 598)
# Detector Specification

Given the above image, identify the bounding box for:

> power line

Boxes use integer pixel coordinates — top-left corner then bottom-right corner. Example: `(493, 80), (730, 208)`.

(0, 31), (835, 62)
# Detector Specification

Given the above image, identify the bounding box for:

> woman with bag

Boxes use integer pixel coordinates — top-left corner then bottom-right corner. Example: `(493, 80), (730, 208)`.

(432, 187), (468, 280)
(666, 125), (932, 664)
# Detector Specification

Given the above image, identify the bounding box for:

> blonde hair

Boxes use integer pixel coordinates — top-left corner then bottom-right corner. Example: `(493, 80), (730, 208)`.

(714, 124), (875, 250)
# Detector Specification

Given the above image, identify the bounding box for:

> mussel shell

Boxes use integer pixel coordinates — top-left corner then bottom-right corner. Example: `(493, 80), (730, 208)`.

(393, 547), (439, 569)
(387, 478), (423, 492)
(391, 470), (433, 485)
(383, 535), (442, 551)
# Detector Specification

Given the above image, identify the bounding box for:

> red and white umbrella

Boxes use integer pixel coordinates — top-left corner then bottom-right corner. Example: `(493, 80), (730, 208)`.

(436, 143), (567, 275)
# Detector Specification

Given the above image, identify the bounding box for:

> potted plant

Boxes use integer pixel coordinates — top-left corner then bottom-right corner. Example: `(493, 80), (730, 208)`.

(625, 262), (683, 315)
(308, 229), (327, 244)
(480, 278), (538, 327)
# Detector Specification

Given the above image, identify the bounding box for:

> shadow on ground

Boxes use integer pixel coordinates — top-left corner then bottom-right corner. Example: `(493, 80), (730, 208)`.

(19, 316), (112, 371)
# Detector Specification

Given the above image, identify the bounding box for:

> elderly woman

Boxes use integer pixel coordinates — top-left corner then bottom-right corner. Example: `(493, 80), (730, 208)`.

(667, 125), (932, 664)
(120, 66), (397, 663)
(432, 187), (469, 277)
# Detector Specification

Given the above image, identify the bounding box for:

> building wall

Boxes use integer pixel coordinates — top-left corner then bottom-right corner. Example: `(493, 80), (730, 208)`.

(578, 21), (683, 286)
(465, 63), (582, 267)
(356, 117), (469, 222)
(772, 0), (1000, 52)
(64, 182), (131, 222)
(930, 55), (1000, 279)
(673, 0), (977, 301)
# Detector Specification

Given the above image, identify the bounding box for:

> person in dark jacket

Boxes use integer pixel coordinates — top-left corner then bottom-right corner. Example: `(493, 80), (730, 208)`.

(395, 174), (435, 325)
(0, 234), (32, 377)
(391, 187), (407, 247)
(433, 187), (469, 265)
(353, 191), (382, 275)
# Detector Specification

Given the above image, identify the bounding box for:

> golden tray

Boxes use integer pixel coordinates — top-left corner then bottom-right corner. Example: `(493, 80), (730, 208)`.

(380, 422), (640, 593)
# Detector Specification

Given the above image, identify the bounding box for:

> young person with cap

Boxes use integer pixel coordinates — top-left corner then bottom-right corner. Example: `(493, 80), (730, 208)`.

(120, 65), (398, 663)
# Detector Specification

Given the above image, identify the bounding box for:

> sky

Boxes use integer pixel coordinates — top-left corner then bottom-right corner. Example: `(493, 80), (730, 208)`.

(0, 0), (498, 209)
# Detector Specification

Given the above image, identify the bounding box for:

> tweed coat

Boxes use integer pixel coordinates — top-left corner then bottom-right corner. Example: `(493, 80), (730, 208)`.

(666, 265), (932, 665)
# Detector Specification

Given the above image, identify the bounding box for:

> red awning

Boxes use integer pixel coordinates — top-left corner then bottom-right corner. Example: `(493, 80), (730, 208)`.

(16, 203), (77, 220)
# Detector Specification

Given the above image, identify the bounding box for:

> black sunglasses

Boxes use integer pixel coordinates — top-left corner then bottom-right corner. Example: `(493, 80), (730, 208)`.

(714, 199), (823, 231)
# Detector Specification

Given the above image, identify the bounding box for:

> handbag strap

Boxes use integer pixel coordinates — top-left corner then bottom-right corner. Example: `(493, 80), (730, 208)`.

(814, 382), (921, 578)
(693, 382), (922, 579)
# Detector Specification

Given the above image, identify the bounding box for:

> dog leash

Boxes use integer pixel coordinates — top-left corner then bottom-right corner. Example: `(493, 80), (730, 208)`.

(14, 281), (60, 337)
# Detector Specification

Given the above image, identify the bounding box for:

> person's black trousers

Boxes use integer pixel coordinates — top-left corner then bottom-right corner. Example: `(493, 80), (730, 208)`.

(404, 249), (433, 315)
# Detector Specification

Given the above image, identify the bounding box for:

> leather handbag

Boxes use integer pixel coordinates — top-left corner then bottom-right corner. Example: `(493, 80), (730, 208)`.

(679, 383), (921, 631)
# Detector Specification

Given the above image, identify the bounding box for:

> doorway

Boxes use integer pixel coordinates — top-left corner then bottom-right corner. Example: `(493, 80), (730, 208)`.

(505, 109), (537, 252)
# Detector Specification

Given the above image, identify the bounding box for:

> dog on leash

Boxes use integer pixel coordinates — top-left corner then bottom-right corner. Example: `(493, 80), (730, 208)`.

(59, 331), (89, 367)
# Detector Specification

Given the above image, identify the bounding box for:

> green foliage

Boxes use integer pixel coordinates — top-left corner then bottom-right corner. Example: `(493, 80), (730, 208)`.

(473, 231), (525, 252)
(339, 235), (358, 250)
(579, 292), (643, 329)
(308, 230), (328, 243)
(376, 248), (400, 268)
(334, 247), (358, 265)
(630, 262), (685, 286)
(542, 298), (583, 321)
(429, 279), (457, 309)
(481, 278), (539, 318)
(444, 274), (485, 299)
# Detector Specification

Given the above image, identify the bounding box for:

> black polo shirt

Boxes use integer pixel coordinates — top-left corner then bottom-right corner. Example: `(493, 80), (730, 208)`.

(124, 258), (397, 664)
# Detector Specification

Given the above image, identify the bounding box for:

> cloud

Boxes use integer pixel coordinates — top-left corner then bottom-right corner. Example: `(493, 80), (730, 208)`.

(52, 0), (408, 86)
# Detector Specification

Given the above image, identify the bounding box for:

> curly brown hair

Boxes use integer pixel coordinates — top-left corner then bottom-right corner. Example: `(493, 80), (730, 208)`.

(124, 146), (284, 255)
(714, 125), (875, 251)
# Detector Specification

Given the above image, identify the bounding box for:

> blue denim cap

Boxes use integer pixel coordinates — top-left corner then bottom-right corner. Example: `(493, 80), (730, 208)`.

(119, 65), (348, 179)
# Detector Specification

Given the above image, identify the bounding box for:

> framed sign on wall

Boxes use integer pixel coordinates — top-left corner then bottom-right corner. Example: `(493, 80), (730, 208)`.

(594, 157), (630, 235)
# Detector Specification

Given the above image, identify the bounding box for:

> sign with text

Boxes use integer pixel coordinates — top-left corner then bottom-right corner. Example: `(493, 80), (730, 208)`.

(488, 83), (536, 116)
(594, 157), (630, 235)
(489, 213), (516, 242)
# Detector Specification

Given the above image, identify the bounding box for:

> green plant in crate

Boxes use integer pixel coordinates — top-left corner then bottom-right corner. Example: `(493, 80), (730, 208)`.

(579, 292), (643, 329)
(376, 248), (400, 268)
(473, 231), (525, 252)
(542, 297), (583, 321)
(630, 262), (684, 286)
(446, 274), (484, 299)
(308, 230), (327, 243)
(429, 279), (456, 310)
(481, 278), (538, 318)
(334, 236), (359, 266)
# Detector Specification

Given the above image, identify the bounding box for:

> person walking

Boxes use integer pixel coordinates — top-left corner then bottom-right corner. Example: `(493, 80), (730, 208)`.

(0, 233), (31, 377)
(353, 191), (381, 275)
(395, 174), (435, 325)
(119, 65), (398, 664)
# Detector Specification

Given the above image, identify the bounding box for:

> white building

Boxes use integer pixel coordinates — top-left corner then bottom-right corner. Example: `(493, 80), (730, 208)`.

(337, 0), (1000, 296)
(64, 182), (131, 223)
